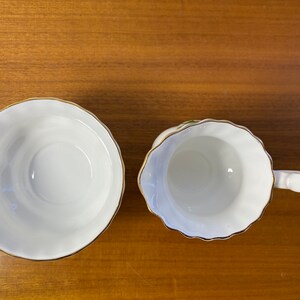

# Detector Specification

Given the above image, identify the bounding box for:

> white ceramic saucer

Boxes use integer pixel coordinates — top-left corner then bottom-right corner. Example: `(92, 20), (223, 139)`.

(0, 98), (124, 260)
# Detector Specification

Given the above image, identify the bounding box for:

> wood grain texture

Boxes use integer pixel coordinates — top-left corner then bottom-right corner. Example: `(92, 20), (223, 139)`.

(0, 0), (299, 299)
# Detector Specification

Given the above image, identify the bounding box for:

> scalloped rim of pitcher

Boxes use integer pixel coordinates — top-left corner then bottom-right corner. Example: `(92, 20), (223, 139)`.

(138, 119), (275, 240)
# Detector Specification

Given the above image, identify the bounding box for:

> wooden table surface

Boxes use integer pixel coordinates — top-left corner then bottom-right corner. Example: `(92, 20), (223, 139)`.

(0, 1), (300, 299)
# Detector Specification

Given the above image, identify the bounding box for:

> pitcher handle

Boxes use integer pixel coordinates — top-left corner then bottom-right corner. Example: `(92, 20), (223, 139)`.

(273, 170), (300, 193)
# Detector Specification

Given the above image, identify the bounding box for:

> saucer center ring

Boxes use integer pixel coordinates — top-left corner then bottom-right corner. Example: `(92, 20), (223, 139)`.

(29, 142), (93, 204)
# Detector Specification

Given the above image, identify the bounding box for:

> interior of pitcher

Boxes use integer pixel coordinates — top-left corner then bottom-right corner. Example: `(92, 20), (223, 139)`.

(167, 135), (242, 216)
(140, 120), (274, 239)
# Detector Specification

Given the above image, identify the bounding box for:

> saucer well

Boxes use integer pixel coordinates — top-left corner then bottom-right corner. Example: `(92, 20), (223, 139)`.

(0, 98), (124, 260)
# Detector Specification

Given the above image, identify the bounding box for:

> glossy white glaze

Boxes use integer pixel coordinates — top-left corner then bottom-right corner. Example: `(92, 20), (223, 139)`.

(0, 99), (124, 260)
(139, 120), (275, 239)
(274, 170), (300, 192)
